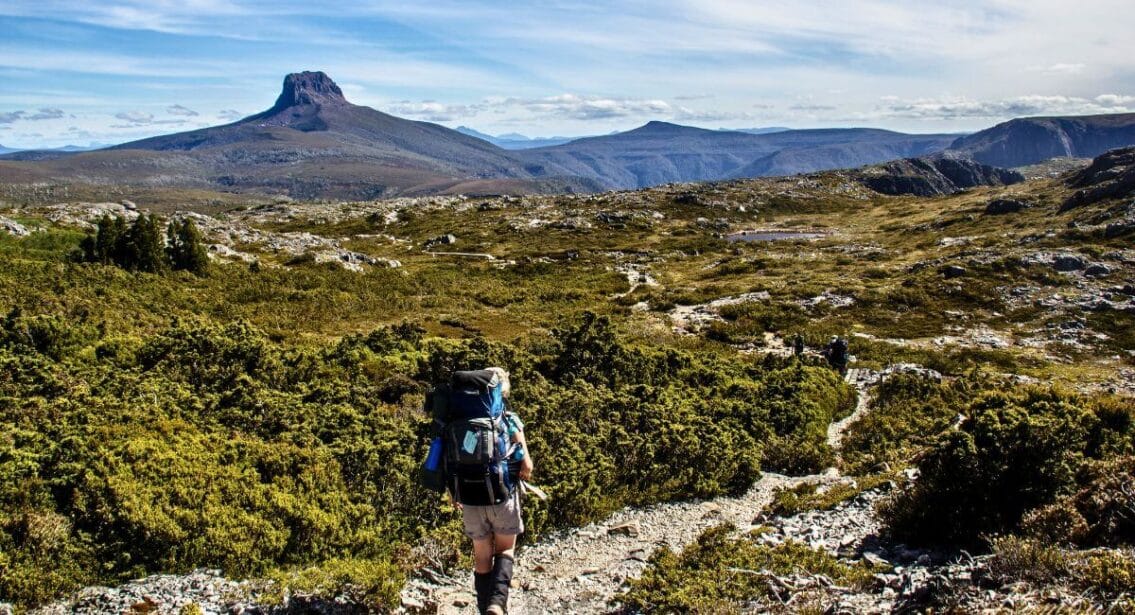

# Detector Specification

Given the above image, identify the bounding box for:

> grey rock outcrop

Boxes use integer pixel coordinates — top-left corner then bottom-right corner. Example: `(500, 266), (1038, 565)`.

(0, 215), (31, 236)
(1061, 147), (1135, 211)
(860, 156), (1024, 197)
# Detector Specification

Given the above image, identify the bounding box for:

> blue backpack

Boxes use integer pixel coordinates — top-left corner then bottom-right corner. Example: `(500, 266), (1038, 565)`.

(420, 368), (517, 505)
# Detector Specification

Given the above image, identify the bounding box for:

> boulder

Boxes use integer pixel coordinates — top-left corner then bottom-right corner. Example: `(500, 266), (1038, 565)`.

(940, 265), (967, 279)
(0, 216), (30, 237)
(984, 198), (1028, 215)
(1052, 255), (1087, 271)
(1085, 264), (1112, 277)
(1104, 219), (1135, 238)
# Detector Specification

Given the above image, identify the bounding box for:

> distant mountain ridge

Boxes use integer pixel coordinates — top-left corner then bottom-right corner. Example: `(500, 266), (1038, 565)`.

(947, 113), (1135, 167)
(517, 121), (958, 189)
(4, 71), (1135, 198)
(455, 126), (579, 149)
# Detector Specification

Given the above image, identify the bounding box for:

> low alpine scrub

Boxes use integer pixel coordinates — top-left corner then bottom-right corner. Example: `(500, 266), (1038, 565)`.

(618, 524), (876, 612)
(0, 311), (852, 608)
(880, 387), (1135, 547)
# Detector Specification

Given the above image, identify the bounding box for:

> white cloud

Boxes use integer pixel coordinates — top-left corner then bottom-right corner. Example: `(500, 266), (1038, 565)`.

(1096, 94), (1135, 107)
(26, 107), (65, 120)
(789, 104), (838, 112)
(510, 94), (672, 120)
(1028, 63), (1087, 75)
(0, 108), (65, 123)
(115, 110), (154, 124)
(673, 107), (758, 122)
(167, 104), (198, 116)
(871, 94), (1135, 120)
(217, 109), (243, 121)
(383, 100), (481, 122)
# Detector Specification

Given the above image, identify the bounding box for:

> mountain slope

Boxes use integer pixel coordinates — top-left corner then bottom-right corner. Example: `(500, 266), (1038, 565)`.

(518, 122), (956, 189)
(0, 72), (595, 198)
(948, 113), (1135, 168)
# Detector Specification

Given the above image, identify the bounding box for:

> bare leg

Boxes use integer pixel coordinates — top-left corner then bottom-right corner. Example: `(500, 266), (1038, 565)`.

(493, 532), (516, 558)
(486, 532), (517, 613)
(473, 537), (495, 574)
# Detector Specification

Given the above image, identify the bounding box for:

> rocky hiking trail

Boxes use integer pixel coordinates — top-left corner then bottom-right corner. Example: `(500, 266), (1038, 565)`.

(401, 367), (885, 614)
(403, 362), (1101, 614)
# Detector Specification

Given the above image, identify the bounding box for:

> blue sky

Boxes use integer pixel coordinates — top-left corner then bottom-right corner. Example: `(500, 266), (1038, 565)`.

(1, 0), (1133, 148)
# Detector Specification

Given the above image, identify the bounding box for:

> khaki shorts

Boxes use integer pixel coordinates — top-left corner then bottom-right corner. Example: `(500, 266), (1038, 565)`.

(462, 490), (524, 540)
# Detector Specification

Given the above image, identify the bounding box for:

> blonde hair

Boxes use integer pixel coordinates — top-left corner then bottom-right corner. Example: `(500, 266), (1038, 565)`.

(486, 366), (511, 398)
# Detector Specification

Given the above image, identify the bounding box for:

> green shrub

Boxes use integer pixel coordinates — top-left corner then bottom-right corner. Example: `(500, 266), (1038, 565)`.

(769, 475), (891, 517)
(1073, 549), (1135, 597)
(881, 386), (1131, 547)
(1023, 455), (1135, 547)
(987, 536), (1071, 584)
(264, 557), (406, 611)
(619, 524), (876, 612)
(840, 374), (969, 475)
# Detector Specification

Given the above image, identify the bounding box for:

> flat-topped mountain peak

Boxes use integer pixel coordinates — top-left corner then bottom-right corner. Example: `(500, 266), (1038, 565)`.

(270, 71), (348, 111)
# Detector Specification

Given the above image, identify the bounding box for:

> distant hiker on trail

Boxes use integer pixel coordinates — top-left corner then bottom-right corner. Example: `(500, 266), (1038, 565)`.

(419, 368), (534, 615)
(825, 335), (849, 375)
(793, 333), (805, 358)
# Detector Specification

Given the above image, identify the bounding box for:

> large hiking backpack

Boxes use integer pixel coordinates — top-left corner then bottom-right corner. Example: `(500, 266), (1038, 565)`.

(422, 368), (517, 505)
(831, 338), (848, 362)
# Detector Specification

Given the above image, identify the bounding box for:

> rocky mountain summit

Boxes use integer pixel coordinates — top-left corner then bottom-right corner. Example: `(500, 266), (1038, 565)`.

(267, 71), (348, 110)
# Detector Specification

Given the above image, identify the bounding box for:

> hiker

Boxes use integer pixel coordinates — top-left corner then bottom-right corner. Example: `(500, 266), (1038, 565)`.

(422, 368), (533, 614)
(825, 335), (849, 375)
(793, 333), (805, 357)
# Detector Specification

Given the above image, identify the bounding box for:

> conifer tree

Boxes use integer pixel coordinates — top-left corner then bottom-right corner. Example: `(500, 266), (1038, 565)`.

(125, 214), (167, 273)
(81, 215), (128, 264)
(167, 218), (209, 275)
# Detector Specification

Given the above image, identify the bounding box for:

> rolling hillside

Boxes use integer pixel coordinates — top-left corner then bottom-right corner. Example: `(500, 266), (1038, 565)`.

(518, 122), (956, 189)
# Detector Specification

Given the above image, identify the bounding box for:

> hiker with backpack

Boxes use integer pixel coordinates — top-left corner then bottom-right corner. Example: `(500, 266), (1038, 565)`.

(825, 335), (849, 375)
(420, 368), (533, 614)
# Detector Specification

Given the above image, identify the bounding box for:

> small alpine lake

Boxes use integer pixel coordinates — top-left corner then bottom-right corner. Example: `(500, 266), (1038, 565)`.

(726, 229), (829, 242)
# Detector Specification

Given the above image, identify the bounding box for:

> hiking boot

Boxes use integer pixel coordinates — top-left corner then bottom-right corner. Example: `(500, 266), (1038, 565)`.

(488, 554), (514, 614)
(474, 571), (492, 614)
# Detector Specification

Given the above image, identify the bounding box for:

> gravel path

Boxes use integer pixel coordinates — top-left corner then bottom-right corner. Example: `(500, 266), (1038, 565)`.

(402, 366), (881, 614)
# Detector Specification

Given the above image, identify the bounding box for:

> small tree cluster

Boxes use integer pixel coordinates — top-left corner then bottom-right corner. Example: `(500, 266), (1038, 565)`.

(166, 218), (210, 274)
(80, 215), (208, 275)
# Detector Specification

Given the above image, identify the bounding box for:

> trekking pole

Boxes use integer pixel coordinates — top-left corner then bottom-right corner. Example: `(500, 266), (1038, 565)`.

(520, 480), (548, 501)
